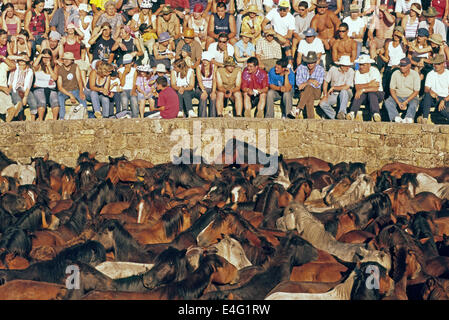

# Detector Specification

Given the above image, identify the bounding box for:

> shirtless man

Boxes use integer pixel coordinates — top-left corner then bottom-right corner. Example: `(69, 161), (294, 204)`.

(367, 4), (395, 60)
(310, 0), (340, 69)
(332, 22), (357, 63)
(5, 0), (31, 20)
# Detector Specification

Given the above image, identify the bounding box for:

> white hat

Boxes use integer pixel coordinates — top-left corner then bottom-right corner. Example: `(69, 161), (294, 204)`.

(155, 64), (167, 72)
(201, 51), (214, 61)
(137, 65), (147, 72)
(336, 55), (353, 66)
(122, 53), (133, 64)
(355, 54), (375, 64)
(78, 3), (90, 11)
(263, 0), (274, 6)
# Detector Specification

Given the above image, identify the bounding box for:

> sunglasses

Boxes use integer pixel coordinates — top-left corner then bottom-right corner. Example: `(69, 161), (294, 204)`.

(219, 40), (227, 43)
(184, 37), (194, 39)
(279, 7), (288, 11)
(338, 29), (347, 32)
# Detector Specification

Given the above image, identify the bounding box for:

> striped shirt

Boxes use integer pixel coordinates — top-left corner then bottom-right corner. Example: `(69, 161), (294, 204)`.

(296, 64), (325, 89)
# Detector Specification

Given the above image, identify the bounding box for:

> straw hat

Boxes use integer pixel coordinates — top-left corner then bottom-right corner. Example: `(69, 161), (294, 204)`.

(62, 52), (75, 60)
(247, 4), (259, 13)
(155, 64), (167, 72)
(224, 56), (237, 67)
(431, 54), (445, 64)
(161, 5), (173, 14)
(429, 33), (443, 46)
(423, 6), (438, 17)
(302, 51), (318, 64)
(183, 28), (195, 38)
(240, 31), (254, 38)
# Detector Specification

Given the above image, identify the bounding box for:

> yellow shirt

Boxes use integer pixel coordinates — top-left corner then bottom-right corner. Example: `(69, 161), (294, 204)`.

(241, 15), (264, 44)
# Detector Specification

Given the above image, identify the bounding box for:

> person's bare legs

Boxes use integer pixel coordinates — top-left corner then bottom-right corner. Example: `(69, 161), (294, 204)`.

(256, 93), (266, 118)
(216, 91), (225, 116)
(233, 91), (243, 116)
(243, 92), (252, 117)
(52, 107), (59, 120)
(139, 100), (146, 118)
(37, 107), (46, 120)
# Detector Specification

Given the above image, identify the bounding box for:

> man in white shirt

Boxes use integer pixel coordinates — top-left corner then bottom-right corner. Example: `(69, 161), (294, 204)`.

(118, 54), (138, 118)
(419, 54), (449, 124)
(296, 27), (325, 65)
(419, 6), (447, 41)
(0, 56), (17, 122)
(208, 33), (235, 67)
(262, 0), (296, 63)
(342, 4), (366, 58)
(347, 54), (384, 122)
(292, 1), (314, 54)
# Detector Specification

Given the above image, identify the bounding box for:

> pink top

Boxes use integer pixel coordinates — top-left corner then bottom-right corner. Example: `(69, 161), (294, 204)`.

(136, 76), (152, 95)
(6, 23), (17, 36)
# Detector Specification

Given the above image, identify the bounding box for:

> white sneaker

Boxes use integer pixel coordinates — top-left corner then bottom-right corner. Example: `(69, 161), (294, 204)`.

(394, 116), (403, 123)
(404, 117), (414, 124)
(177, 111), (184, 118)
(188, 110), (197, 118)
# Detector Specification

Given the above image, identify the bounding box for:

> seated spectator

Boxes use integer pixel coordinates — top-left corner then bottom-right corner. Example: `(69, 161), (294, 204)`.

(408, 28), (432, 82)
(134, 64), (152, 118)
(266, 58), (295, 118)
(401, 3), (421, 41)
(195, 51), (216, 117)
(211, 0), (236, 14)
(241, 56), (268, 118)
(186, 4), (210, 50)
(240, 5), (264, 45)
(112, 25), (144, 66)
(292, 51), (324, 119)
(235, 0), (263, 40)
(9, 30), (32, 59)
(419, 54), (449, 124)
(24, 0), (50, 55)
(108, 69), (122, 116)
(175, 28), (203, 69)
(94, 0), (123, 39)
(395, 0), (421, 19)
(342, 4), (366, 59)
(296, 27), (324, 66)
(2, 3), (21, 38)
(428, 34), (449, 69)
(385, 57), (420, 123)
(151, 31), (175, 71)
(118, 54), (138, 117)
(129, 1), (157, 64)
(292, 1), (315, 54)
(346, 54), (384, 122)
(42, 30), (63, 65)
(78, 4), (93, 57)
(234, 32), (256, 68)
(85, 60), (114, 118)
(31, 49), (59, 120)
(156, 5), (181, 42)
(163, 0), (190, 20)
(0, 56), (18, 122)
(206, 2), (237, 48)
(146, 63), (171, 112)
(319, 55), (354, 120)
(50, 0), (79, 37)
(0, 30), (8, 59)
(61, 23), (89, 87)
(208, 32), (235, 67)
(419, 6), (447, 40)
(262, 0), (295, 63)
(367, 4), (395, 60)
(89, 22), (115, 64)
(147, 75), (179, 119)
(8, 54), (37, 121)
(57, 51), (87, 119)
(171, 58), (196, 118)
(216, 56), (242, 117)
(256, 28), (282, 72)
(332, 23), (357, 63)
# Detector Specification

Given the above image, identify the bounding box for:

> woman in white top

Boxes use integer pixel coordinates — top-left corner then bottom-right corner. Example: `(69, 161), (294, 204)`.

(186, 4), (209, 50)
(118, 56), (138, 117)
(171, 58), (196, 117)
(78, 4), (93, 55)
(130, 3), (157, 64)
(194, 51), (216, 117)
(401, 3), (421, 41)
(379, 27), (406, 95)
(31, 49), (58, 120)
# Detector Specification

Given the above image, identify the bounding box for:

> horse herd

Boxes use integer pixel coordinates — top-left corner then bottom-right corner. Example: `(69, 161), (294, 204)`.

(1, 144), (449, 300)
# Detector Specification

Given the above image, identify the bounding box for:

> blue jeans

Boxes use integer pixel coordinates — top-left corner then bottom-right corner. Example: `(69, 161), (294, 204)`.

(319, 90), (353, 119)
(384, 95), (418, 121)
(84, 88), (110, 117)
(120, 90), (138, 118)
(58, 90), (88, 119)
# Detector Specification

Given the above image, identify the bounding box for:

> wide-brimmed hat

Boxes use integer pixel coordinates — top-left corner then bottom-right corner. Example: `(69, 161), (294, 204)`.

(62, 52), (75, 60)
(431, 54), (445, 64)
(264, 28), (275, 36)
(16, 55), (29, 62)
(161, 5), (173, 14)
(349, 4), (360, 12)
(393, 26), (404, 36)
(122, 53), (133, 64)
(302, 51), (318, 64)
(336, 55), (352, 66)
(158, 31), (171, 42)
(247, 4), (259, 13)
(355, 54), (375, 64)
(183, 28), (195, 38)
(410, 4), (422, 15)
(315, 0), (328, 8)
(429, 33), (443, 45)
(423, 6), (438, 17)
(303, 27), (318, 37)
(278, 0), (290, 8)
(155, 63), (167, 72)
(224, 56), (237, 67)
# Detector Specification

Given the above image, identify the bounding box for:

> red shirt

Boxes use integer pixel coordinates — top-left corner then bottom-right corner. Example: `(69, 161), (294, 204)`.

(159, 87), (179, 119)
(241, 67), (269, 91)
(432, 0), (446, 18)
(165, 0), (190, 10)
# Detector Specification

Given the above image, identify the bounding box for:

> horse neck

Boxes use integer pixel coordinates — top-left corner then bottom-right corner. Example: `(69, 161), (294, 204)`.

(331, 271), (356, 300)
(113, 229), (147, 261)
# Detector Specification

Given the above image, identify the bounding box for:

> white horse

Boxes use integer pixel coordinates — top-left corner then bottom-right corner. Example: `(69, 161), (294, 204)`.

(276, 202), (391, 270)
(95, 261), (154, 279)
(209, 235), (252, 270)
(402, 172), (449, 199)
(1, 163), (36, 185)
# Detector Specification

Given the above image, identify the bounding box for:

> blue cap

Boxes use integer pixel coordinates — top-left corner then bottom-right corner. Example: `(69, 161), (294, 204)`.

(417, 28), (429, 37)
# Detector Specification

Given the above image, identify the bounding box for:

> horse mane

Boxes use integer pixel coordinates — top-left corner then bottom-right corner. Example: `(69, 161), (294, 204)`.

(375, 171), (397, 193)
(14, 204), (50, 231)
(33, 157), (51, 187)
(103, 219), (147, 260)
(62, 166), (76, 178)
(400, 173), (419, 189)
(350, 262), (386, 300)
(0, 150), (15, 166)
(64, 201), (89, 235)
(287, 178), (312, 197)
(56, 240), (106, 267)
(108, 155), (128, 166)
(162, 205), (186, 238)
(0, 227), (32, 261)
(348, 162), (366, 181)
(76, 162), (98, 192)
(154, 247), (189, 282)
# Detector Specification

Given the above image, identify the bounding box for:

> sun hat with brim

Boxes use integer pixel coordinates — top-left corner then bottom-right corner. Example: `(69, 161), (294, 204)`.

(122, 53), (133, 64)
(349, 4), (360, 12)
(67, 23), (76, 29)
(355, 54), (375, 64)
(224, 56), (237, 67)
(240, 31), (254, 38)
(158, 32), (171, 42)
(17, 55), (29, 62)
(247, 4), (259, 13)
(137, 65), (147, 72)
(336, 55), (353, 66)
(62, 52), (75, 60)
(303, 27), (318, 37)
(410, 4), (422, 15)
(303, 51), (318, 64)
(394, 26), (404, 35)
(78, 3), (90, 11)
(264, 28), (275, 36)
(431, 54), (445, 64)
(429, 33), (443, 46)
(155, 64), (167, 72)
(278, 0), (290, 8)
(423, 6), (438, 17)
(161, 5), (173, 14)
(315, 0), (329, 8)
(183, 28), (195, 38)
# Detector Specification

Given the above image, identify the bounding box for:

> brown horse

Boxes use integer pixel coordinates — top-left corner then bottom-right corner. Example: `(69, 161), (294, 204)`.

(384, 187), (444, 216)
(285, 157), (332, 174)
(0, 280), (68, 299)
(290, 262), (348, 282)
(380, 162), (449, 182)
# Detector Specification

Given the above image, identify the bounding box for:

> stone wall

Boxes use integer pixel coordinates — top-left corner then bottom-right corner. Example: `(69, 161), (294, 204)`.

(1, 118), (447, 172)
